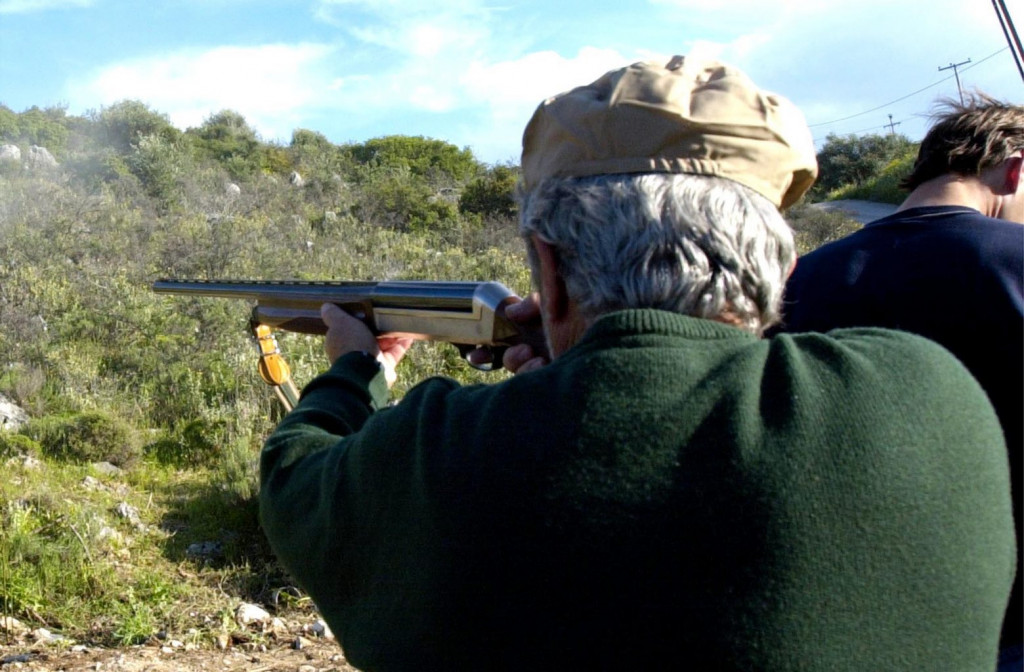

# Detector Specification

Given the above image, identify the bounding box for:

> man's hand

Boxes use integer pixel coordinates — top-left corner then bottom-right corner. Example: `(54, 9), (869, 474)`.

(321, 303), (413, 387)
(500, 293), (550, 374)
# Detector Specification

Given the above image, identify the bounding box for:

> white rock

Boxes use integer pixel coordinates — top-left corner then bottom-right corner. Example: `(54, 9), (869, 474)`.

(235, 603), (271, 627)
(0, 144), (20, 162)
(27, 145), (58, 169)
(0, 392), (29, 431)
(114, 501), (142, 526)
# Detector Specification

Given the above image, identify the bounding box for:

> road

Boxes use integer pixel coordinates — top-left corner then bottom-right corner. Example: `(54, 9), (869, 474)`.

(811, 199), (897, 225)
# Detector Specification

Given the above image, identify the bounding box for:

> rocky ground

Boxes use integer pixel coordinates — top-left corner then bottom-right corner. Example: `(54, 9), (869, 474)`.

(0, 640), (355, 672)
(0, 610), (360, 672)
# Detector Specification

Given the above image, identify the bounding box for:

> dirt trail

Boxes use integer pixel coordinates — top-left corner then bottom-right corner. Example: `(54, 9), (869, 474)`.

(2, 637), (358, 671)
(810, 199), (897, 224)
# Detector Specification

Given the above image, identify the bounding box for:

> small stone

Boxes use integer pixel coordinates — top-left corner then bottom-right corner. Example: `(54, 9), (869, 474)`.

(82, 476), (104, 490)
(0, 615), (26, 634)
(310, 619), (334, 640)
(235, 603), (271, 627)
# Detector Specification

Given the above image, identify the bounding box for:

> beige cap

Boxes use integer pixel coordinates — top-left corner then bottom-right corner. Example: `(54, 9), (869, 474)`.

(520, 55), (818, 208)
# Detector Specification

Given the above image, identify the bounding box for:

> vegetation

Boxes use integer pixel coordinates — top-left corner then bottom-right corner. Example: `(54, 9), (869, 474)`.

(809, 132), (916, 204)
(0, 100), (909, 652)
(828, 151), (916, 204)
(0, 100), (526, 650)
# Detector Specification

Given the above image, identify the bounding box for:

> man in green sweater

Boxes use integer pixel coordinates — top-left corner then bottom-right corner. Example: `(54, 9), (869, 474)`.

(259, 55), (1015, 671)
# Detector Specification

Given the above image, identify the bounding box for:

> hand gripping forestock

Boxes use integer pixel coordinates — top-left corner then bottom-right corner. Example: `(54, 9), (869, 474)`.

(151, 279), (546, 409)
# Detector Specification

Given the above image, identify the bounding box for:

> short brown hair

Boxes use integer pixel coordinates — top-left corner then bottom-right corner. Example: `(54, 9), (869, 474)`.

(901, 93), (1024, 191)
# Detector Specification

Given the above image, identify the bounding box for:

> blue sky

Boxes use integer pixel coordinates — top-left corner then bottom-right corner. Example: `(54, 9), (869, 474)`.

(1, 0), (1019, 164)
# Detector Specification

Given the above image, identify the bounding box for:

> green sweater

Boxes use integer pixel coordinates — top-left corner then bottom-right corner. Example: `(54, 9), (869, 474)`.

(260, 310), (1015, 671)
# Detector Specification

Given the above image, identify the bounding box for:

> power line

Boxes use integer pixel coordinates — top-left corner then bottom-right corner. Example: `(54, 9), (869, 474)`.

(807, 46), (1009, 130)
(992, 0), (1024, 81)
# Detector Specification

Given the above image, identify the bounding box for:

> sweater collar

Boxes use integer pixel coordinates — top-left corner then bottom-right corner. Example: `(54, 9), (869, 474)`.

(573, 309), (757, 350)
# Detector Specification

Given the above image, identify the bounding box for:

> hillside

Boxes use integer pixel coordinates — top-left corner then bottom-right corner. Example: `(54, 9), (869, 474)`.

(0, 101), (529, 669)
(0, 101), (883, 669)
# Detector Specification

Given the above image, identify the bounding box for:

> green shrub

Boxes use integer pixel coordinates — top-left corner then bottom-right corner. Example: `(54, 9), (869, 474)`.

(786, 204), (862, 254)
(348, 135), (481, 183)
(830, 151), (915, 205)
(93, 100), (177, 154)
(145, 418), (225, 468)
(811, 133), (916, 200)
(26, 411), (141, 466)
(0, 431), (41, 459)
(459, 164), (519, 218)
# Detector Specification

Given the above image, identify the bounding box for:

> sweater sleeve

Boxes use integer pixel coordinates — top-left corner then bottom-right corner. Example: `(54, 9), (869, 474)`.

(257, 351), (391, 609)
(257, 352), (465, 658)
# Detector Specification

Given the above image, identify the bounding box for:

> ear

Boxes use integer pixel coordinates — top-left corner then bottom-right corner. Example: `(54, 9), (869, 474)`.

(531, 235), (570, 323)
(1005, 155), (1023, 194)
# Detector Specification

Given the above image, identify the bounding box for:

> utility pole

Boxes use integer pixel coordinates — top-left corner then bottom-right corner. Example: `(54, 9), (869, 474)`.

(885, 114), (902, 135)
(938, 58), (972, 104)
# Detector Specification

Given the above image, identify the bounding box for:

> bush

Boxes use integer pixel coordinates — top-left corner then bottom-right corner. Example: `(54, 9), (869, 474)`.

(93, 100), (177, 155)
(786, 204), (862, 254)
(0, 431), (41, 459)
(811, 133), (916, 200)
(26, 411), (141, 466)
(459, 164), (518, 218)
(830, 152), (915, 205)
(348, 135), (480, 184)
(145, 418), (225, 469)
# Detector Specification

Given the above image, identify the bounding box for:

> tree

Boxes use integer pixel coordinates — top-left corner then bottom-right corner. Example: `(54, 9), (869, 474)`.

(3, 105), (72, 154)
(355, 166), (459, 232)
(0, 104), (19, 142)
(187, 110), (263, 178)
(459, 163), (519, 218)
(811, 133), (916, 199)
(93, 100), (177, 154)
(347, 135), (481, 184)
(290, 128), (351, 179)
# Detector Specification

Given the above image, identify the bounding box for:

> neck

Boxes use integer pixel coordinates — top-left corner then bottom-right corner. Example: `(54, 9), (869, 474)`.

(544, 306), (591, 360)
(898, 175), (991, 216)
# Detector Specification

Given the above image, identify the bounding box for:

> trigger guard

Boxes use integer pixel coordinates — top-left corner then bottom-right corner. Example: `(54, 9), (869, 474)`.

(456, 344), (506, 372)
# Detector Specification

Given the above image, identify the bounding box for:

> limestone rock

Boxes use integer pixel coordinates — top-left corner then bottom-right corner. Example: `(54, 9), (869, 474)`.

(0, 392), (28, 431)
(26, 145), (58, 169)
(0, 144), (21, 162)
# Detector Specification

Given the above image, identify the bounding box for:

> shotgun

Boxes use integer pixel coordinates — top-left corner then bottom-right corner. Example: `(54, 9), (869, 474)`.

(152, 279), (545, 408)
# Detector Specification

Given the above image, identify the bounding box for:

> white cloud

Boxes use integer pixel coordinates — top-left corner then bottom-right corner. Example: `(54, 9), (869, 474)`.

(461, 47), (631, 112)
(457, 47), (641, 162)
(408, 85), (458, 113)
(68, 43), (336, 141)
(0, 0), (91, 13)
(315, 0), (492, 56)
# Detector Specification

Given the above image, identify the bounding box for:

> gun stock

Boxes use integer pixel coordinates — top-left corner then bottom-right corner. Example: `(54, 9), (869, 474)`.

(151, 278), (545, 367)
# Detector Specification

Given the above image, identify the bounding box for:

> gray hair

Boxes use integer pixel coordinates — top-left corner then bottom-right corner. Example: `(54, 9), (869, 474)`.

(517, 173), (795, 335)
